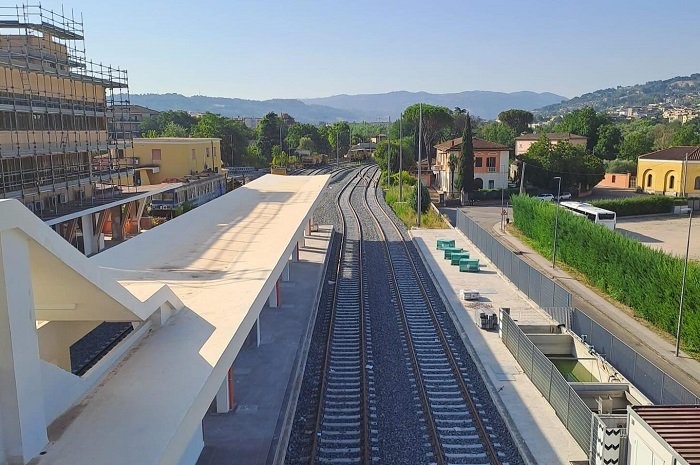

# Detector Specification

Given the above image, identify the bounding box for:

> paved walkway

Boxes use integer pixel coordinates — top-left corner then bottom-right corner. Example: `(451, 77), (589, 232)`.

(410, 228), (588, 465)
(197, 227), (331, 465)
(486, 219), (700, 399)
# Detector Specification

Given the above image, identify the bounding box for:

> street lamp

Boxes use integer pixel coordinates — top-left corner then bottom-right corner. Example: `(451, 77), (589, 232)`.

(675, 208), (693, 356)
(552, 176), (562, 268)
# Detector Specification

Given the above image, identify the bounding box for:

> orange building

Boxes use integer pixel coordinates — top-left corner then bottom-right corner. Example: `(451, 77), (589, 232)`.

(432, 137), (511, 193)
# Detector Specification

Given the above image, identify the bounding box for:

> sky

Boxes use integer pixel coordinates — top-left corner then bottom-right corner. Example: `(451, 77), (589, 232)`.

(32, 0), (700, 101)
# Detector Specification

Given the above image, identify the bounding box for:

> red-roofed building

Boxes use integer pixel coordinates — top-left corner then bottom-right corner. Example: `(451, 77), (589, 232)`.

(432, 137), (511, 194)
(627, 405), (700, 465)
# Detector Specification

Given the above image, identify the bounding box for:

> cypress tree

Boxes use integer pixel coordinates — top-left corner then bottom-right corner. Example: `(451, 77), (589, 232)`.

(460, 114), (475, 203)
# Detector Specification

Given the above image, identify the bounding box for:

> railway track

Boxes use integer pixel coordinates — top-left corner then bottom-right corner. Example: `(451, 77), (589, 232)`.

(360, 167), (510, 465)
(310, 165), (377, 465)
(286, 164), (521, 465)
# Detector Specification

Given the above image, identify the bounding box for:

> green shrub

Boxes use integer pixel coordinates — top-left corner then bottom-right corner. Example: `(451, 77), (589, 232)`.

(591, 196), (675, 216)
(512, 194), (700, 351)
(470, 188), (519, 201)
(407, 182), (431, 213)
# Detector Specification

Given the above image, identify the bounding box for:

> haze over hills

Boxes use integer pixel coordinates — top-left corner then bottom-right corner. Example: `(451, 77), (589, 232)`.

(536, 73), (700, 117)
(130, 90), (567, 123)
(302, 90), (566, 121)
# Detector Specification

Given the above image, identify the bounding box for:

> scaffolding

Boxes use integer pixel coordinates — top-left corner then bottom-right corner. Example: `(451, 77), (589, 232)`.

(0, 3), (134, 212)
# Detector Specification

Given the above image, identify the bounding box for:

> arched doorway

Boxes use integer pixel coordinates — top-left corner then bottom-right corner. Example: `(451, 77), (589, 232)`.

(474, 177), (484, 190)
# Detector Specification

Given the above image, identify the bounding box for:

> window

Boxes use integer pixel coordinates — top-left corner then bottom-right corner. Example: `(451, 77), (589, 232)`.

(488, 180), (495, 189)
(475, 157), (483, 167)
(206, 147), (210, 157)
(669, 175), (675, 190)
(192, 148), (196, 160)
(647, 174), (652, 187)
(695, 176), (700, 190)
(151, 149), (161, 162)
(611, 175), (616, 182)
(487, 157), (497, 172)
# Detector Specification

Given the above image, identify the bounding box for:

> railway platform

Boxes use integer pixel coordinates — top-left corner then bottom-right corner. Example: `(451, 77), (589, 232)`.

(197, 226), (332, 465)
(410, 227), (588, 465)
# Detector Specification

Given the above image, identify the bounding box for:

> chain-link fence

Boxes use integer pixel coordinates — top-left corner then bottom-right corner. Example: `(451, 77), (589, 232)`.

(455, 210), (700, 406)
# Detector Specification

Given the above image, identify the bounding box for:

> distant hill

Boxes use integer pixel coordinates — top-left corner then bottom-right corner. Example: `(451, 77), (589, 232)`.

(302, 90), (566, 120)
(130, 90), (567, 123)
(536, 73), (700, 116)
(129, 93), (362, 123)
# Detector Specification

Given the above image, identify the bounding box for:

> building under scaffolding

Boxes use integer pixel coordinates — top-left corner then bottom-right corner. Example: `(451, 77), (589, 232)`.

(0, 4), (134, 217)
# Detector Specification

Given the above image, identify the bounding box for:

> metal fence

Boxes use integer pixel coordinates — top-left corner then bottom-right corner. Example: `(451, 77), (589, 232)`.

(572, 311), (700, 405)
(501, 311), (593, 453)
(455, 210), (700, 406)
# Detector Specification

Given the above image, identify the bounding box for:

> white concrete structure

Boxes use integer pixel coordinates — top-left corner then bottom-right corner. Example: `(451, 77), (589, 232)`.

(0, 174), (329, 465)
(627, 405), (699, 465)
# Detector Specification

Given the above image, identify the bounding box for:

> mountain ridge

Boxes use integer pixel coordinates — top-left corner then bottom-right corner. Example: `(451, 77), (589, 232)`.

(130, 89), (567, 123)
(536, 73), (700, 116)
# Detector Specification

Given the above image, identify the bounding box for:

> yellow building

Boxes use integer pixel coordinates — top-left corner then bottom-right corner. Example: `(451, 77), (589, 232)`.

(131, 137), (222, 185)
(0, 5), (132, 214)
(637, 146), (700, 196)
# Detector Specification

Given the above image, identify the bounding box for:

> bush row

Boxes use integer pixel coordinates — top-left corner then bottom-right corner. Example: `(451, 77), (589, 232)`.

(469, 188), (520, 201)
(512, 194), (700, 351)
(591, 195), (677, 216)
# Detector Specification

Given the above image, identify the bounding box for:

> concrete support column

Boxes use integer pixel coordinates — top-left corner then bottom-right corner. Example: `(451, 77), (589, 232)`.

(292, 241), (301, 262)
(0, 230), (48, 463)
(81, 213), (96, 256)
(267, 280), (280, 308)
(282, 261), (291, 282)
(110, 206), (123, 241)
(256, 316), (261, 347)
(304, 218), (311, 237)
(215, 369), (234, 413)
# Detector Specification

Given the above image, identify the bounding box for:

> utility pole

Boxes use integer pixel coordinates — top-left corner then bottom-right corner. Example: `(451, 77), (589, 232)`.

(519, 162), (526, 194)
(399, 112), (403, 202)
(336, 130), (339, 167)
(417, 103), (423, 227)
(387, 116), (391, 186)
(676, 208), (693, 356)
(552, 176), (562, 268)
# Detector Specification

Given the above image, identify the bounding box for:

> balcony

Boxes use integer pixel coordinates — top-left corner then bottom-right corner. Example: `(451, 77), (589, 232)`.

(488, 167), (497, 173)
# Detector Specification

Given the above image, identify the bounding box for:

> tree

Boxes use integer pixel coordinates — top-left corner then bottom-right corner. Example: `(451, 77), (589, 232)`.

(451, 107), (469, 137)
(553, 107), (610, 150)
(593, 124), (622, 160)
(243, 144), (266, 168)
(521, 135), (605, 191)
(373, 138), (415, 173)
(191, 113), (253, 166)
(478, 122), (516, 147)
(256, 112), (281, 161)
(606, 159), (637, 175)
(298, 136), (315, 152)
(671, 122), (700, 146)
(407, 182), (431, 214)
(460, 116), (475, 202)
(141, 110), (197, 136)
(498, 109), (534, 135)
(285, 123), (330, 155)
(271, 145), (288, 167)
(619, 129), (654, 160)
(327, 121), (352, 157)
(447, 154), (458, 197)
(161, 121), (187, 137)
(402, 104), (453, 167)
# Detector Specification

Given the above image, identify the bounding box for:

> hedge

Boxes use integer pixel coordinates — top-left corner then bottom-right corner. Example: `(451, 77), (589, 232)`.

(512, 194), (700, 351)
(469, 188), (519, 201)
(591, 195), (680, 216)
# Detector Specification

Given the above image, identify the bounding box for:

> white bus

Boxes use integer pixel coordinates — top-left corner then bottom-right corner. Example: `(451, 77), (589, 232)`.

(559, 201), (617, 230)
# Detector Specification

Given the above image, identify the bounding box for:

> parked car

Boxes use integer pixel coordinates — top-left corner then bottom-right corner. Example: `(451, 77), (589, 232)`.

(557, 192), (572, 200)
(536, 193), (555, 201)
